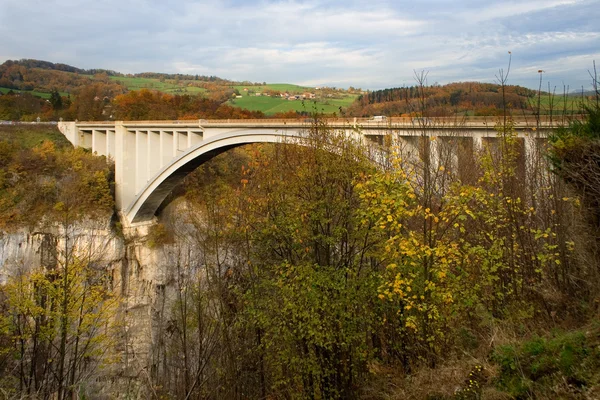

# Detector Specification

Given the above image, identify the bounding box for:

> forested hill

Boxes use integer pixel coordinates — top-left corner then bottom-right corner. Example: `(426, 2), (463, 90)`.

(0, 59), (265, 121)
(0, 59), (235, 95)
(348, 82), (547, 116)
(1, 59), (121, 76)
(0, 60), (117, 94)
(4, 59), (231, 83)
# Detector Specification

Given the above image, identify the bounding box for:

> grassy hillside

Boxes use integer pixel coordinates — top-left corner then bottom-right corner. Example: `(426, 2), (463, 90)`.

(108, 75), (207, 95)
(232, 83), (313, 93)
(227, 94), (357, 115)
(0, 87), (68, 99)
(0, 124), (71, 148)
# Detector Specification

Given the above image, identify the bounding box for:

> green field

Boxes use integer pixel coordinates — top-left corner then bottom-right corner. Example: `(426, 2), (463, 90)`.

(522, 91), (595, 114)
(228, 94), (358, 115)
(109, 76), (207, 95)
(232, 83), (313, 93)
(0, 87), (68, 99)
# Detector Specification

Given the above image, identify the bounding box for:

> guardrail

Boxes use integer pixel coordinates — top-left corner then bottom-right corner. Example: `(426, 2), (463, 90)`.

(0, 121), (58, 125)
(66, 115), (584, 126)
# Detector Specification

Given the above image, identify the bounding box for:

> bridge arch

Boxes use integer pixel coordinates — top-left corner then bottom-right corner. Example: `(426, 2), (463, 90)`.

(125, 129), (309, 223)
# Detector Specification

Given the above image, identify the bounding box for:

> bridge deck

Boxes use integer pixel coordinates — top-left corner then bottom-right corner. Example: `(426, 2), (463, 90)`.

(71, 115), (580, 131)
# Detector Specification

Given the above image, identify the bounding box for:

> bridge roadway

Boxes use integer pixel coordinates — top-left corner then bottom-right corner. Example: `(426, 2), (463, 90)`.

(57, 116), (562, 225)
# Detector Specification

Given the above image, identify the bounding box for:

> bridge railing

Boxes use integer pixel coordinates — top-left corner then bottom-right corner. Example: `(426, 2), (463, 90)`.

(71, 115), (585, 127)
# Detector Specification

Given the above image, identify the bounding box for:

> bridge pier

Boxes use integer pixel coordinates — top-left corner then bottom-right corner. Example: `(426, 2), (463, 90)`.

(115, 123), (136, 211)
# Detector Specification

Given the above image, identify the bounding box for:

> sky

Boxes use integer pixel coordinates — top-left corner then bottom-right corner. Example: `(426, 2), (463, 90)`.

(0, 0), (598, 91)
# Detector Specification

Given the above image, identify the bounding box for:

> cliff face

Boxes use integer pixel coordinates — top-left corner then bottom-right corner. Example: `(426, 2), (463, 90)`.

(0, 223), (123, 282)
(0, 231), (47, 285)
(0, 217), (199, 386)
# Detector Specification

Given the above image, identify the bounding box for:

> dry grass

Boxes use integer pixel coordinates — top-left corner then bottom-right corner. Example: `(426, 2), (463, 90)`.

(360, 359), (495, 399)
(359, 315), (600, 399)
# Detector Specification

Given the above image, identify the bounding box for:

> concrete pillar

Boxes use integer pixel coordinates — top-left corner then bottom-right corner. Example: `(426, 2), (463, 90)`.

(429, 135), (439, 172)
(176, 131), (188, 154)
(136, 130), (149, 193)
(115, 123), (136, 211)
(457, 137), (476, 183)
(172, 130), (179, 158)
(81, 130), (93, 149)
(159, 130), (172, 169)
(472, 134), (483, 154)
(437, 136), (458, 175)
(92, 129), (107, 156)
(189, 130), (203, 148)
(524, 135), (548, 175)
(148, 131), (161, 179)
(107, 130), (116, 159)
(508, 137), (526, 184)
(397, 135), (419, 166)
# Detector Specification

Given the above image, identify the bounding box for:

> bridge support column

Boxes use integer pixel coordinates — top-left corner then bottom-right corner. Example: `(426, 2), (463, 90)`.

(524, 135), (551, 199)
(159, 130), (171, 169)
(80, 129), (93, 149)
(107, 129), (116, 160)
(148, 131), (161, 179)
(429, 136), (439, 172)
(189, 130), (203, 148)
(397, 136), (420, 167)
(436, 137), (478, 182)
(457, 137), (476, 183)
(472, 135), (483, 154)
(173, 131), (180, 157)
(115, 123), (136, 211)
(136, 130), (149, 193)
(92, 129), (107, 157)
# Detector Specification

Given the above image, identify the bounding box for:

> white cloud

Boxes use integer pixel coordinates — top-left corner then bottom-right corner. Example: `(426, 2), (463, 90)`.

(0, 0), (598, 90)
(456, 0), (580, 23)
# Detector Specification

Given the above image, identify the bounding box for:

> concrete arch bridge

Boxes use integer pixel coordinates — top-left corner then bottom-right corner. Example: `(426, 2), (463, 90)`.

(58, 117), (555, 225)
